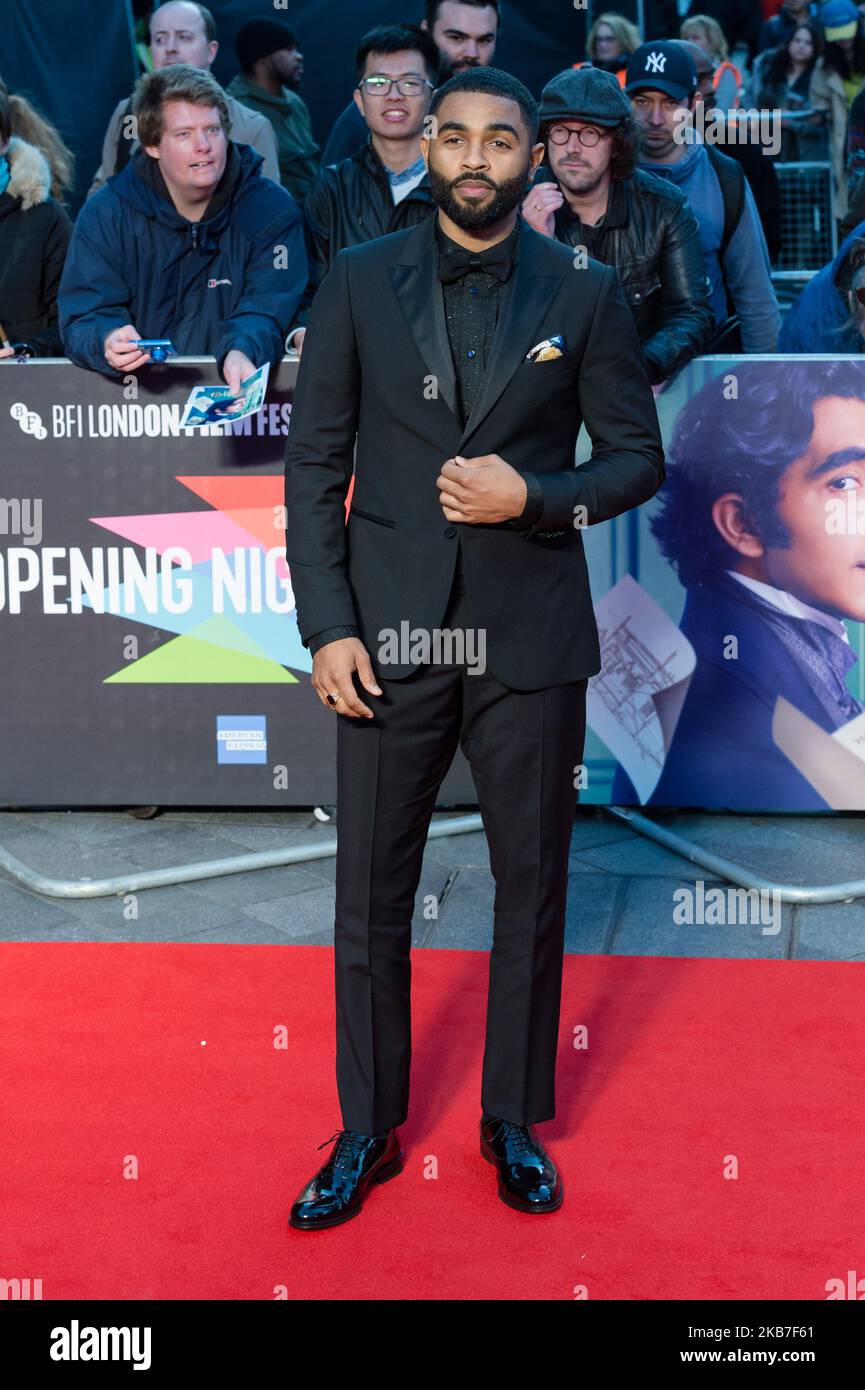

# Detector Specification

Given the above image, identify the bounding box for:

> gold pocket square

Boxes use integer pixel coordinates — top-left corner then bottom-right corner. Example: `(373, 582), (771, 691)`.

(525, 335), (567, 362)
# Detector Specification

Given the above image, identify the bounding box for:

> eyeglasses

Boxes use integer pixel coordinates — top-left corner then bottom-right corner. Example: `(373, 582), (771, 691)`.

(546, 123), (611, 147)
(356, 75), (433, 97)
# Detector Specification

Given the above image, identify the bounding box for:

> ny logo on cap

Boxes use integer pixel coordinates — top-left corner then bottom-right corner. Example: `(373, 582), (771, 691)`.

(645, 50), (667, 73)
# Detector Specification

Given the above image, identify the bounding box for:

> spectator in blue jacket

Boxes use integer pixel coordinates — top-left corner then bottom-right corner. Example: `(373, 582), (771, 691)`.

(627, 40), (780, 352)
(59, 65), (306, 389)
(779, 221), (865, 351)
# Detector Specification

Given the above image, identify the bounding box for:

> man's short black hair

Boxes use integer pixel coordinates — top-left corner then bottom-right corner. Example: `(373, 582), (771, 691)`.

(429, 66), (539, 141)
(651, 361), (865, 588)
(424, 0), (501, 27)
(354, 23), (440, 84)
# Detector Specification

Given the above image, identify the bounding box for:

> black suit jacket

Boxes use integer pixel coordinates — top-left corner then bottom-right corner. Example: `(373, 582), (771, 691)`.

(283, 214), (665, 691)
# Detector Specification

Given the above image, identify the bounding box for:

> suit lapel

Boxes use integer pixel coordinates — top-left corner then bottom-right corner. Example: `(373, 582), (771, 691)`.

(388, 217), (460, 423)
(459, 227), (561, 449)
(387, 216), (564, 445)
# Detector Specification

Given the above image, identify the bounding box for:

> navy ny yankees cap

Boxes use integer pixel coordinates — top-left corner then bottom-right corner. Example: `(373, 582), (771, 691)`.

(624, 41), (698, 102)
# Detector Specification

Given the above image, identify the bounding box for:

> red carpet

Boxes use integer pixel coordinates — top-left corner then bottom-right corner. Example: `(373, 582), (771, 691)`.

(0, 942), (861, 1300)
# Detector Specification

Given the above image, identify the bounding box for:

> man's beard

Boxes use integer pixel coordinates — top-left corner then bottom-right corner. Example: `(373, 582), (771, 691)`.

(554, 159), (608, 198)
(438, 55), (481, 82)
(427, 162), (530, 230)
(279, 65), (302, 92)
(638, 127), (676, 158)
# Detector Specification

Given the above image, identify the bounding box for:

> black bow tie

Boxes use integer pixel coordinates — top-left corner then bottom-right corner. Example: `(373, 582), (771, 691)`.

(437, 242), (513, 285)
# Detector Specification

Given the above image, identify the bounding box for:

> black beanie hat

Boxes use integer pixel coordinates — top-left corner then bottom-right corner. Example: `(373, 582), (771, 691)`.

(236, 19), (298, 71)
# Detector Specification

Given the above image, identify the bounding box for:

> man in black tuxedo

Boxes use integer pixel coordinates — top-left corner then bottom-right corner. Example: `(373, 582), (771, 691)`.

(285, 67), (664, 1229)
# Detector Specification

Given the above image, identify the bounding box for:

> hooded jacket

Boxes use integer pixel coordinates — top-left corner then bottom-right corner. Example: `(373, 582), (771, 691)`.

(0, 136), (72, 356)
(59, 141), (307, 377)
(226, 74), (320, 206)
(639, 140), (780, 352)
(778, 219), (865, 353)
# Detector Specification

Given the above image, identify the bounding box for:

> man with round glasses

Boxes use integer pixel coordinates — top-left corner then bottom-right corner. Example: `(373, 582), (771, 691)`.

(286, 24), (439, 354)
(522, 66), (713, 385)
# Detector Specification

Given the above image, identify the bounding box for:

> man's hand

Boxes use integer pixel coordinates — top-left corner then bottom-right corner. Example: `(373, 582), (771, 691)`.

(0, 346), (16, 360)
(521, 181), (564, 238)
(222, 349), (257, 395)
(104, 325), (152, 372)
(436, 454), (528, 525)
(312, 636), (382, 719)
(290, 328), (306, 357)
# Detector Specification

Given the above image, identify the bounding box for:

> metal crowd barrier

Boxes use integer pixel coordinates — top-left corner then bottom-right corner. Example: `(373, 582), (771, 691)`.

(774, 161), (837, 272)
(0, 813), (485, 900)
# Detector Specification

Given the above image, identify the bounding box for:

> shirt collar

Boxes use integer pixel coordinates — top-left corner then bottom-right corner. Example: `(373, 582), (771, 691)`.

(383, 153), (427, 186)
(434, 213), (521, 268)
(558, 177), (625, 231)
(725, 570), (850, 644)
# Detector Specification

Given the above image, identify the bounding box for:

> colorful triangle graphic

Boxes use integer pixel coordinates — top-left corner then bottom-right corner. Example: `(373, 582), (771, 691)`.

(104, 616), (298, 684)
(177, 473), (355, 521)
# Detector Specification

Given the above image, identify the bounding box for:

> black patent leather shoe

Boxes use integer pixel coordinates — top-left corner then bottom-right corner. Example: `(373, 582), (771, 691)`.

(480, 1116), (563, 1213)
(289, 1127), (403, 1230)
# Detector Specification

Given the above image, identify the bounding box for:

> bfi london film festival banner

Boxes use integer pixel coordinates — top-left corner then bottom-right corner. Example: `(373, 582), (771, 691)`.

(0, 359), (476, 807)
(1, 355), (864, 810)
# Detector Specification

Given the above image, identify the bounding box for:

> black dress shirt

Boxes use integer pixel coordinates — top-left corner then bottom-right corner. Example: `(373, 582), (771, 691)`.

(433, 218), (544, 539)
(436, 217), (513, 426)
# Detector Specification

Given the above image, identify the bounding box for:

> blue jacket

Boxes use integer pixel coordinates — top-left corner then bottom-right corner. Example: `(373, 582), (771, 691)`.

(59, 142), (307, 376)
(778, 220), (865, 354)
(639, 140), (780, 352)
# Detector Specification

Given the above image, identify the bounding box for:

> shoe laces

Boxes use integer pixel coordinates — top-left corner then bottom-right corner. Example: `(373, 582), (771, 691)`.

(492, 1120), (535, 1155)
(317, 1128), (373, 1173)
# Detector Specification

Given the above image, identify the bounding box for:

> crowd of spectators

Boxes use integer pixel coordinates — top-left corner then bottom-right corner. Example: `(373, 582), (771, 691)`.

(3, 0), (865, 378)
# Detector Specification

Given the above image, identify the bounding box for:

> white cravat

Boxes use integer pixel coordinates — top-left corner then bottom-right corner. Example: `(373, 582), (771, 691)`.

(726, 570), (850, 645)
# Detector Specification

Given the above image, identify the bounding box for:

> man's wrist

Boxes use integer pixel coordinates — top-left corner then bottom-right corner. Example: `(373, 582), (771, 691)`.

(307, 624), (360, 655)
(507, 471), (545, 531)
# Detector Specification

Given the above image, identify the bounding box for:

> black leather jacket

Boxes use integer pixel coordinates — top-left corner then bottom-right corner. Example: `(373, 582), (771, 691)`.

(294, 137), (436, 327)
(532, 165), (714, 383)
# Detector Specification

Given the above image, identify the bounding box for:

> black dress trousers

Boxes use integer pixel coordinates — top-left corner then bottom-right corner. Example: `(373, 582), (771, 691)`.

(332, 544), (588, 1133)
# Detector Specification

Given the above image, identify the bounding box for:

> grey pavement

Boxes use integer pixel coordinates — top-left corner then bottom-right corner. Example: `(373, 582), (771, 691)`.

(0, 807), (863, 960)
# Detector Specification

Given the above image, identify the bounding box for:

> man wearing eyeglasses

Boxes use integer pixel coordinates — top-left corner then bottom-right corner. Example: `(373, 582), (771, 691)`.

(320, 1), (501, 167)
(521, 67), (714, 386)
(286, 25), (439, 355)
